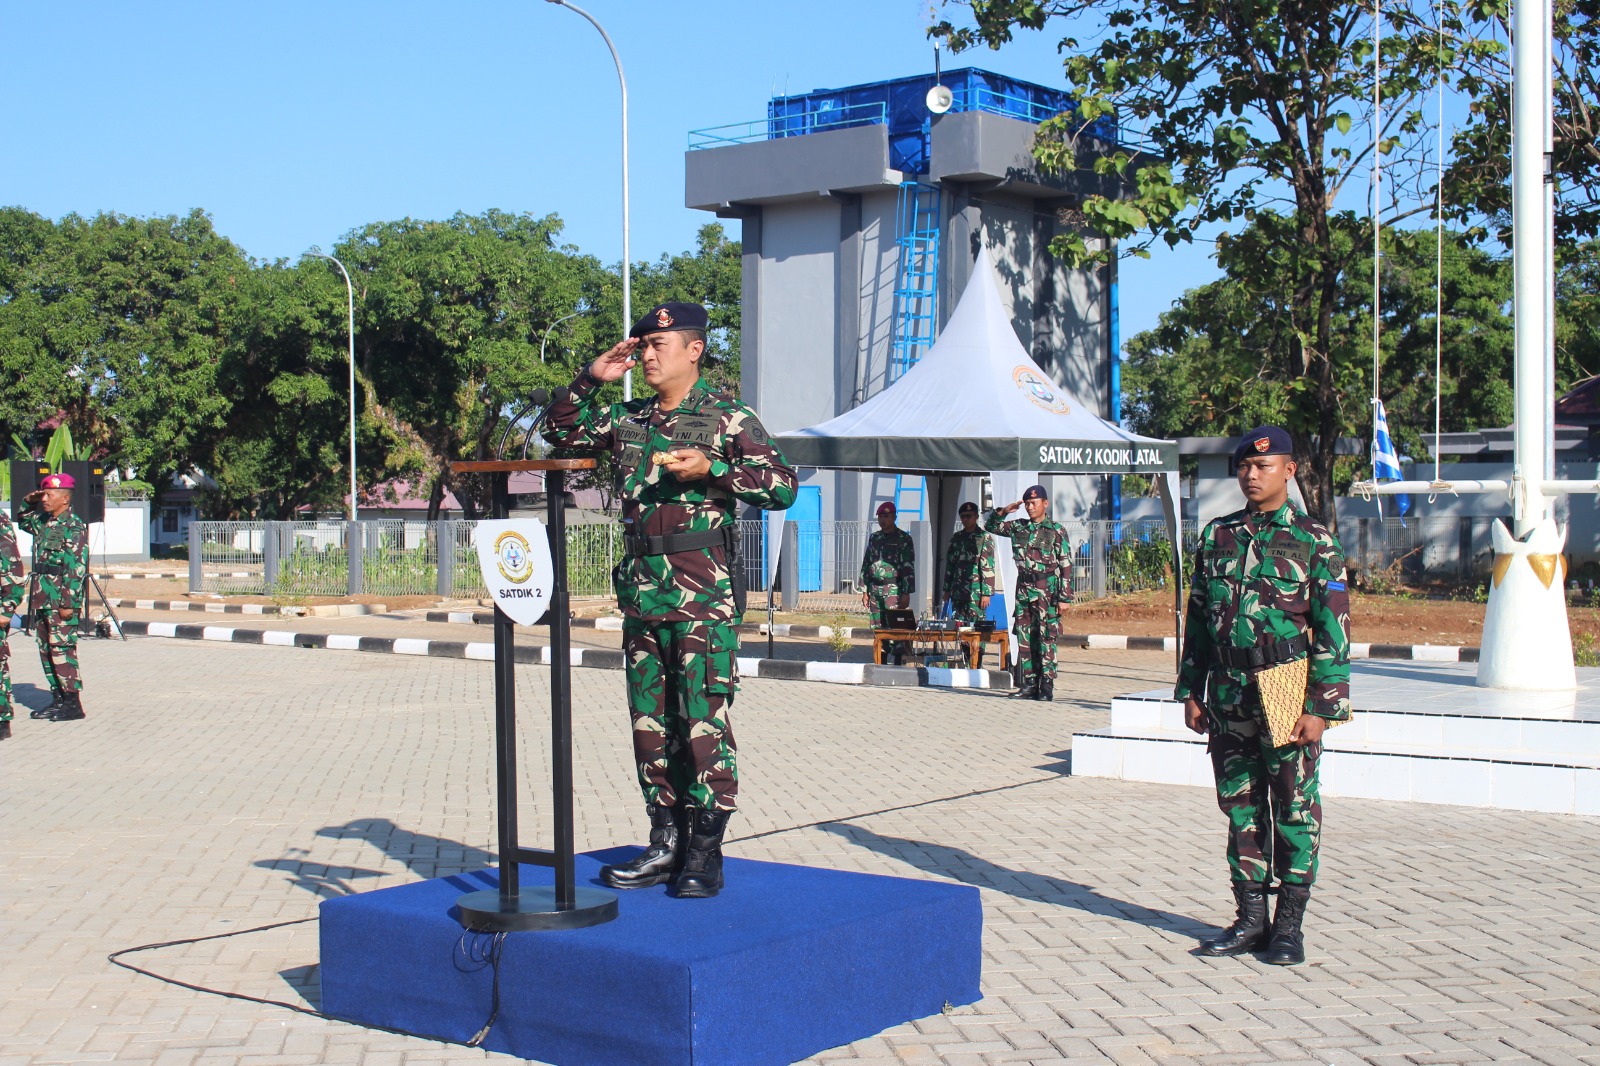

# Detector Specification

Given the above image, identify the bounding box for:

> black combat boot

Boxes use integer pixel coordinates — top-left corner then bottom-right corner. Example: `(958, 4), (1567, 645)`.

(1199, 882), (1271, 956)
(0, 719), (11, 741)
(1263, 883), (1311, 965)
(31, 690), (62, 719)
(600, 804), (684, 889)
(48, 692), (85, 722)
(672, 808), (731, 899)
(1036, 679), (1055, 701)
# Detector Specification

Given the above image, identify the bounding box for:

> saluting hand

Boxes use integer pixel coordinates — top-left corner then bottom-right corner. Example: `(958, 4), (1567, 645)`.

(588, 337), (641, 383)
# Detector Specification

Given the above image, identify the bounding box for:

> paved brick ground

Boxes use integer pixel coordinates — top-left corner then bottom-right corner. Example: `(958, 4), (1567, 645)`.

(1, 638), (1597, 1065)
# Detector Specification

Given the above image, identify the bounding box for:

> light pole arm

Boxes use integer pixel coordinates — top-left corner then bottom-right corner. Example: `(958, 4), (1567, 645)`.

(309, 252), (359, 522)
(540, 310), (585, 363)
(546, 0), (630, 400)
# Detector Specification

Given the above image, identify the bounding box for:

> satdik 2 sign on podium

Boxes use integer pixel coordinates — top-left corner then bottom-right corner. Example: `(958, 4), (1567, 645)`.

(450, 455), (618, 932)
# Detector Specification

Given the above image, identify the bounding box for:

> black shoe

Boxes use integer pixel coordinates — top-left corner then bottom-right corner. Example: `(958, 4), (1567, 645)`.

(600, 803), (684, 889)
(30, 692), (62, 720)
(1035, 680), (1054, 701)
(0, 719), (11, 741)
(1009, 682), (1037, 699)
(1263, 883), (1310, 965)
(47, 693), (85, 722)
(672, 808), (731, 899)
(1199, 883), (1270, 956)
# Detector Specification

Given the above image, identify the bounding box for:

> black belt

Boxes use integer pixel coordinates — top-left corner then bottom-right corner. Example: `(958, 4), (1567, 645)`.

(623, 527), (727, 557)
(1222, 633), (1309, 671)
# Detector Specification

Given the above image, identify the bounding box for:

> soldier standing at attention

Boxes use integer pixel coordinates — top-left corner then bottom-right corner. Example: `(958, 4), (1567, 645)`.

(544, 302), (797, 899)
(984, 485), (1071, 701)
(20, 473), (90, 723)
(859, 501), (915, 664)
(0, 506), (24, 740)
(1177, 426), (1351, 966)
(943, 501), (995, 626)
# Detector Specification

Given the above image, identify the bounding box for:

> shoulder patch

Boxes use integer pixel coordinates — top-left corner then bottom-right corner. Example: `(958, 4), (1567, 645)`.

(744, 416), (769, 446)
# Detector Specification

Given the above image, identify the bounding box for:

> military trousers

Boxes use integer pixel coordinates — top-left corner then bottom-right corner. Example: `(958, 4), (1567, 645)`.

(867, 587), (909, 661)
(0, 632), (12, 722)
(622, 618), (740, 812)
(1013, 597), (1060, 683)
(1206, 691), (1323, 886)
(34, 608), (81, 695)
(949, 594), (986, 628)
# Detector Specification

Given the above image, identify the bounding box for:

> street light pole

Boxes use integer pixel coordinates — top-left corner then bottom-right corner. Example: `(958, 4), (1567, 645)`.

(541, 309), (585, 363)
(308, 252), (359, 521)
(545, 0), (630, 400)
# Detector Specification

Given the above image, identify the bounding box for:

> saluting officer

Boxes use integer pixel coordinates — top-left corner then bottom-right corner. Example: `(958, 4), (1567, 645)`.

(1177, 426), (1351, 966)
(943, 501), (996, 627)
(20, 472), (90, 723)
(544, 302), (798, 899)
(985, 485), (1072, 701)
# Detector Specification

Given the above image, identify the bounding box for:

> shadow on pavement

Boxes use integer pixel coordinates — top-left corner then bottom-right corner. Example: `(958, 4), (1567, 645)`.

(821, 821), (1216, 939)
(254, 817), (495, 899)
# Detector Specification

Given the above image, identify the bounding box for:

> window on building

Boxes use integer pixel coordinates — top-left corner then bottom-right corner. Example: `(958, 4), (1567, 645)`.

(162, 509), (178, 534)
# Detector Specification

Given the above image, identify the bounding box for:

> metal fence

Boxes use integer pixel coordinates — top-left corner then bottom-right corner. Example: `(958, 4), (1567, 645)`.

(187, 514), (1509, 604)
(189, 519), (769, 600)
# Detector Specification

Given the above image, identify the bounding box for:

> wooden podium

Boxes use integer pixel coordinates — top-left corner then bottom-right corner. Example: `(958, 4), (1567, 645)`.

(448, 457), (618, 931)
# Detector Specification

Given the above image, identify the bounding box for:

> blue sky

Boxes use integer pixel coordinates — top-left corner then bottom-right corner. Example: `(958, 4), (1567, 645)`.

(2, 0), (1223, 340)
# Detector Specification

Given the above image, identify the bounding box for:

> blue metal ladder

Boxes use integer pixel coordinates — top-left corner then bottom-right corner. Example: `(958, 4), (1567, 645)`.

(886, 180), (941, 521)
(889, 181), (941, 382)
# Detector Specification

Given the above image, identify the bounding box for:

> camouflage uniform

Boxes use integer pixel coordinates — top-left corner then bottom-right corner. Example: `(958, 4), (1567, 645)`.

(1175, 501), (1352, 886)
(984, 510), (1072, 685)
(860, 526), (915, 660)
(545, 369), (797, 812)
(18, 505), (89, 697)
(0, 512), (25, 726)
(943, 527), (996, 626)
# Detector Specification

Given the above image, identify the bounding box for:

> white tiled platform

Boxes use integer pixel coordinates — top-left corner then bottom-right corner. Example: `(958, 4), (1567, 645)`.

(1073, 661), (1600, 815)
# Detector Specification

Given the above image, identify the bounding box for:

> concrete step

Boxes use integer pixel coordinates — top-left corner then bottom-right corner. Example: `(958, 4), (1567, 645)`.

(1109, 692), (1600, 761)
(1073, 726), (1600, 815)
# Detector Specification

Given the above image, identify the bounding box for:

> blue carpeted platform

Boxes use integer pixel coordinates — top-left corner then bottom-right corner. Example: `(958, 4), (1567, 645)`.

(319, 848), (983, 1065)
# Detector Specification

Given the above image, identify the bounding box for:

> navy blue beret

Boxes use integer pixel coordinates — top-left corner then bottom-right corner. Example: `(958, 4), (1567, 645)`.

(629, 301), (709, 338)
(1022, 484), (1048, 501)
(1232, 426), (1295, 466)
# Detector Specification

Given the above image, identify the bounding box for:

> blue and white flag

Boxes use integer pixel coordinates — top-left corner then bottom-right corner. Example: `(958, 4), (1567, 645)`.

(1371, 399), (1411, 524)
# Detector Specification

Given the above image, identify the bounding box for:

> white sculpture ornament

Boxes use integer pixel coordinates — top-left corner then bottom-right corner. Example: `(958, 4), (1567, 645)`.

(1476, 518), (1577, 690)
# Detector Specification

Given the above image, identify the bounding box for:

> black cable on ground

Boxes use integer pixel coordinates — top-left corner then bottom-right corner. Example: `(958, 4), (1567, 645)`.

(107, 776), (1064, 1042)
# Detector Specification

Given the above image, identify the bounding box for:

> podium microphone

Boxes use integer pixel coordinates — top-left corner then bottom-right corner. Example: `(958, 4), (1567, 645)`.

(495, 387), (570, 461)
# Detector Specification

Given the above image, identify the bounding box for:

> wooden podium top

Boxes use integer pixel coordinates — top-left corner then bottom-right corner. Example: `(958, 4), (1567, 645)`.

(452, 458), (598, 474)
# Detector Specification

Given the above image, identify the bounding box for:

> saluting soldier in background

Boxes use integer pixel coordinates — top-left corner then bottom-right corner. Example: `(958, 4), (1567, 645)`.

(943, 501), (995, 626)
(545, 302), (798, 899)
(0, 506), (24, 741)
(20, 472), (90, 723)
(859, 501), (915, 664)
(1177, 425), (1351, 967)
(985, 485), (1071, 701)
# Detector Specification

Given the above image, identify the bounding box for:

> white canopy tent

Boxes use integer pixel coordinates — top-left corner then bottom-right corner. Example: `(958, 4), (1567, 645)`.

(771, 248), (1185, 650)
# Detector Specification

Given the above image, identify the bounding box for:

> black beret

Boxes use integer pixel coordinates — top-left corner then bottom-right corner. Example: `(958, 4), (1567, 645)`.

(1022, 484), (1048, 501)
(1232, 425), (1295, 466)
(958, 501), (980, 514)
(629, 301), (709, 338)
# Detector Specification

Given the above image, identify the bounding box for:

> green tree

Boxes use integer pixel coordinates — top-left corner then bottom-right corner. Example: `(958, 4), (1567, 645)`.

(631, 222), (744, 393)
(1121, 216), (1516, 478)
(1443, 0), (1600, 245)
(933, 0), (1504, 526)
(335, 210), (605, 519)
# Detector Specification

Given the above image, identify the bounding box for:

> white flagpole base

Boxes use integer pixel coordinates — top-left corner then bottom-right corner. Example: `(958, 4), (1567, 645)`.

(1476, 518), (1577, 690)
